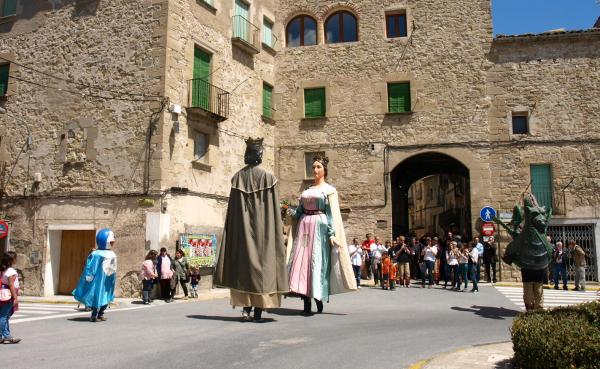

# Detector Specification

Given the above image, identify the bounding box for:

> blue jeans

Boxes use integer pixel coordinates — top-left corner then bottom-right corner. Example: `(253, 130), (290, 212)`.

(553, 263), (568, 288)
(456, 264), (468, 289)
(352, 265), (361, 287)
(142, 280), (154, 302)
(0, 300), (14, 338)
(470, 264), (479, 291)
(91, 304), (108, 319)
(422, 260), (435, 286)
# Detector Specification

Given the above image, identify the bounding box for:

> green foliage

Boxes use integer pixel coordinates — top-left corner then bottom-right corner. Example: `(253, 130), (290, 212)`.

(511, 302), (600, 369)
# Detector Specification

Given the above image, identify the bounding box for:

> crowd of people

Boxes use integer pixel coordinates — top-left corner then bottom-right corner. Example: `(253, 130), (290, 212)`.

(348, 232), (591, 294)
(349, 231), (499, 292)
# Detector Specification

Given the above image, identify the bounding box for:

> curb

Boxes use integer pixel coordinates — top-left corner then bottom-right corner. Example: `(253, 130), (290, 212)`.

(19, 289), (230, 306)
(405, 341), (512, 369)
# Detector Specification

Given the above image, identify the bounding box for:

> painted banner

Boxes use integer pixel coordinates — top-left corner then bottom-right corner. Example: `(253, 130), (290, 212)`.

(179, 234), (218, 267)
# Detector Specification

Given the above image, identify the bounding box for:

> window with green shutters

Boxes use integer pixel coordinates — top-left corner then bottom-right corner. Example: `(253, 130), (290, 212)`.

(304, 88), (326, 118)
(192, 47), (211, 110)
(388, 82), (411, 113)
(0, 0), (17, 17)
(263, 18), (274, 48)
(262, 83), (273, 118)
(530, 164), (553, 210)
(0, 64), (9, 96)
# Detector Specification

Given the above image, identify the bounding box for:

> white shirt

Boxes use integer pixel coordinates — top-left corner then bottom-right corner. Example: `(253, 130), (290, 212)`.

(348, 244), (363, 266)
(470, 247), (479, 264)
(423, 245), (438, 262)
(446, 250), (458, 266)
(370, 243), (387, 261)
(1, 267), (19, 289)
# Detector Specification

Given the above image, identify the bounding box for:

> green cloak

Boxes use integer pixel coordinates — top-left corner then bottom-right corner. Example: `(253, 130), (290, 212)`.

(214, 165), (288, 296)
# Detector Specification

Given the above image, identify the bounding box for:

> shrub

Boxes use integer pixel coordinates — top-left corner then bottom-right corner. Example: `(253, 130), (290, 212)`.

(511, 301), (600, 369)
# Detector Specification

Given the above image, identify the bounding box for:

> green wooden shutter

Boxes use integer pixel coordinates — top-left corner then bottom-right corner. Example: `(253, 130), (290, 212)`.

(304, 88), (326, 118)
(192, 47), (211, 109)
(263, 83), (273, 118)
(388, 82), (411, 113)
(2, 0), (17, 17)
(530, 164), (553, 210)
(0, 64), (9, 96)
(234, 0), (250, 41)
(263, 19), (273, 47)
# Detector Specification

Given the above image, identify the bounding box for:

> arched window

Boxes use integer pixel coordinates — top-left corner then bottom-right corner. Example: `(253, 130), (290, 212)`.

(325, 11), (358, 43)
(286, 15), (317, 47)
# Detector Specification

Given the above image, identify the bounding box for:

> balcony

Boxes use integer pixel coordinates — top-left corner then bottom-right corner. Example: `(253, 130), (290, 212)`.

(187, 78), (230, 122)
(232, 15), (261, 54)
(262, 32), (278, 53)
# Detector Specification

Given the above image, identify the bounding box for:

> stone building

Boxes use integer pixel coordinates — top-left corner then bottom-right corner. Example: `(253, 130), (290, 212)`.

(0, 0), (278, 296)
(0, 0), (598, 296)
(273, 0), (600, 282)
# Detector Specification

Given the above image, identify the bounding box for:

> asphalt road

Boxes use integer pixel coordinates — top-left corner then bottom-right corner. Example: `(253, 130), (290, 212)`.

(2, 284), (518, 369)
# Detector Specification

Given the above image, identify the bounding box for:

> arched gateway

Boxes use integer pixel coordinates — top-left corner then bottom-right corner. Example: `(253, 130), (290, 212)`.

(391, 152), (472, 239)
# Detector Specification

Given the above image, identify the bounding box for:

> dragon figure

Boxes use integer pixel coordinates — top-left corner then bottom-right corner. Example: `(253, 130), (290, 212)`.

(493, 193), (553, 270)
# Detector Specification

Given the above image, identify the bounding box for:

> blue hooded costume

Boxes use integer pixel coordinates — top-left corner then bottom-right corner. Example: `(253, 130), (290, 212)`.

(73, 229), (117, 308)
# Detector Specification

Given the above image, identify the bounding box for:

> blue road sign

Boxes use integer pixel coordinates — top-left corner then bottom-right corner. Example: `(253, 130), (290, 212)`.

(480, 206), (496, 222)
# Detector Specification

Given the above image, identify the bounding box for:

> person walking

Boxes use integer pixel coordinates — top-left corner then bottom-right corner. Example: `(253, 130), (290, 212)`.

(474, 237), (484, 282)
(348, 238), (363, 288)
(469, 242), (480, 293)
(455, 243), (469, 291)
(140, 250), (158, 305)
(552, 241), (568, 291)
(421, 237), (437, 288)
(361, 233), (374, 280)
(396, 237), (413, 287)
(568, 240), (587, 291)
(73, 228), (117, 322)
(0, 251), (21, 344)
(156, 247), (174, 302)
(370, 237), (387, 287)
(445, 241), (459, 289)
(172, 250), (190, 299)
(483, 236), (498, 283)
(190, 267), (201, 298)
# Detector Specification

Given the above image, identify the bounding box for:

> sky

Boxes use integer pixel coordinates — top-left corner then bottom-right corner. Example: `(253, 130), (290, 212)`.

(492, 0), (600, 36)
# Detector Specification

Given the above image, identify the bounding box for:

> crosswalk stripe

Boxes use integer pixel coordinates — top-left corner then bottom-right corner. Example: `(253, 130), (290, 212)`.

(11, 305), (152, 324)
(13, 310), (54, 315)
(19, 306), (81, 312)
(495, 286), (599, 311)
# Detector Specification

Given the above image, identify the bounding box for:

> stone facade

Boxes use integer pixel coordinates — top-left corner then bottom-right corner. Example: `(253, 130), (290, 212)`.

(0, 0), (599, 295)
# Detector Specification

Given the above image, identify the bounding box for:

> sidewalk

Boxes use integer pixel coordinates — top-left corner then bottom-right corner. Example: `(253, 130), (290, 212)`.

(20, 288), (230, 306)
(408, 342), (513, 369)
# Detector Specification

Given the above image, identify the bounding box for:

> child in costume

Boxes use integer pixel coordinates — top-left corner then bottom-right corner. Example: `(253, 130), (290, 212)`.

(73, 228), (117, 322)
(381, 252), (391, 290)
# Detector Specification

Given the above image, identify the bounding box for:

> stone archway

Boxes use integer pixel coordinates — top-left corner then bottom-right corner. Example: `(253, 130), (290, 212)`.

(391, 152), (471, 239)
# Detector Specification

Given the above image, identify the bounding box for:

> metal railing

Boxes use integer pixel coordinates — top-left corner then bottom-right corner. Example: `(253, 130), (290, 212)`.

(232, 15), (261, 51)
(187, 78), (230, 120)
(262, 32), (278, 50)
(532, 190), (553, 212)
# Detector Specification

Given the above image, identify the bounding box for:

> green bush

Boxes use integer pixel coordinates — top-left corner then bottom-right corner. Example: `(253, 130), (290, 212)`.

(511, 301), (600, 369)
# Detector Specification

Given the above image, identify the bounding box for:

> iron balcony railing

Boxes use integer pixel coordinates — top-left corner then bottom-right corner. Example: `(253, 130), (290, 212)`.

(262, 31), (278, 50)
(187, 78), (230, 121)
(232, 15), (261, 52)
(532, 190), (553, 212)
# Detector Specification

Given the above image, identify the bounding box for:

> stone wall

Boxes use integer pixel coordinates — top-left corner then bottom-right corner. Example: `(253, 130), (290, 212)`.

(0, 0), (168, 296)
(274, 0), (494, 240)
(488, 32), (600, 281)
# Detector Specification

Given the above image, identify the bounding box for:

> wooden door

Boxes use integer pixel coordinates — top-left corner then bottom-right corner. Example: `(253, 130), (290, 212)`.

(58, 230), (96, 295)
